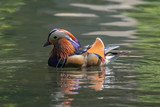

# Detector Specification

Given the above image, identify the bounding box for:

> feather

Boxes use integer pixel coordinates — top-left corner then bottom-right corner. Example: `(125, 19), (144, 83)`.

(105, 46), (120, 55)
(59, 29), (77, 41)
(87, 38), (105, 60)
(51, 38), (75, 59)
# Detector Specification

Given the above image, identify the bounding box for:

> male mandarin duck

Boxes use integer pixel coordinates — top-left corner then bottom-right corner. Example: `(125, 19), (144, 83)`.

(43, 28), (125, 68)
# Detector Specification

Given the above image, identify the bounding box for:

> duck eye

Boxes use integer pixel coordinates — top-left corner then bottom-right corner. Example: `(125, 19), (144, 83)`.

(53, 36), (57, 39)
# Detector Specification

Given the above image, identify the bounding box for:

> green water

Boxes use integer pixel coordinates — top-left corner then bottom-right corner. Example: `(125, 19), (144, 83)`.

(0, 0), (160, 107)
(126, 0), (160, 104)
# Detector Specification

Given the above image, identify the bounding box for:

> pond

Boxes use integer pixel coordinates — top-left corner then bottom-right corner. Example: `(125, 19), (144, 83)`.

(0, 0), (160, 107)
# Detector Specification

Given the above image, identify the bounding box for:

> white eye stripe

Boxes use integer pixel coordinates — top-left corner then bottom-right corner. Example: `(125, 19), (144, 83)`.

(69, 38), (79, 46)
(50, 30), (70, 39)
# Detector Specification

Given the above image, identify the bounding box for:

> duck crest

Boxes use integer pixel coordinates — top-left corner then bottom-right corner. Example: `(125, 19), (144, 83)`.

(59, 29), (76, 41)
(51, 38), (75, 59)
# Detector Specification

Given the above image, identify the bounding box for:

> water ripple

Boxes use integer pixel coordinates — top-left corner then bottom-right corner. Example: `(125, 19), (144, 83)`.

(82, 30), (137, 39)
(54, 13), (98, 17)
(71, 0), (146, 12)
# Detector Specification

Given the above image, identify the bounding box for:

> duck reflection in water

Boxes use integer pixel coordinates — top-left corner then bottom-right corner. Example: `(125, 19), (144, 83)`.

(48, 66), (114, 106)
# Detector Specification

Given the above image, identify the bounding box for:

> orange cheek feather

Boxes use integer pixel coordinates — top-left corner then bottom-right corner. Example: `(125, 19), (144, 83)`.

(52, 38), (75, 59)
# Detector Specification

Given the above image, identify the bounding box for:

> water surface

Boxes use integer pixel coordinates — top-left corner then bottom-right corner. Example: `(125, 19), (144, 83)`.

(0, 0), (160, 107)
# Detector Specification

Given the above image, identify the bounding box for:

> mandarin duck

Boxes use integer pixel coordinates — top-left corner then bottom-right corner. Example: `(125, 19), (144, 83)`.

(43, 28), (125, 68)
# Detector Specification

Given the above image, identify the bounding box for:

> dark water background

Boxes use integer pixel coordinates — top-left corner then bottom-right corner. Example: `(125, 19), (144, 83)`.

(0, 0), (160, 107)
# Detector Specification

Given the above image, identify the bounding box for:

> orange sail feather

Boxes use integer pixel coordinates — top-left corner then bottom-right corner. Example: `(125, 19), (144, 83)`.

(87, 38), (105, 60)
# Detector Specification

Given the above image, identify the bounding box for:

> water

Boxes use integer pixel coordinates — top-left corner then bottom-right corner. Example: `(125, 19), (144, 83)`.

(0, 0), (160, 107)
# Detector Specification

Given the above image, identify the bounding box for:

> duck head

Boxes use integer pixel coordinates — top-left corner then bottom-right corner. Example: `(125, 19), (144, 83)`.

(43, 28), (80, 49)
(43, 28), (81, 59)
